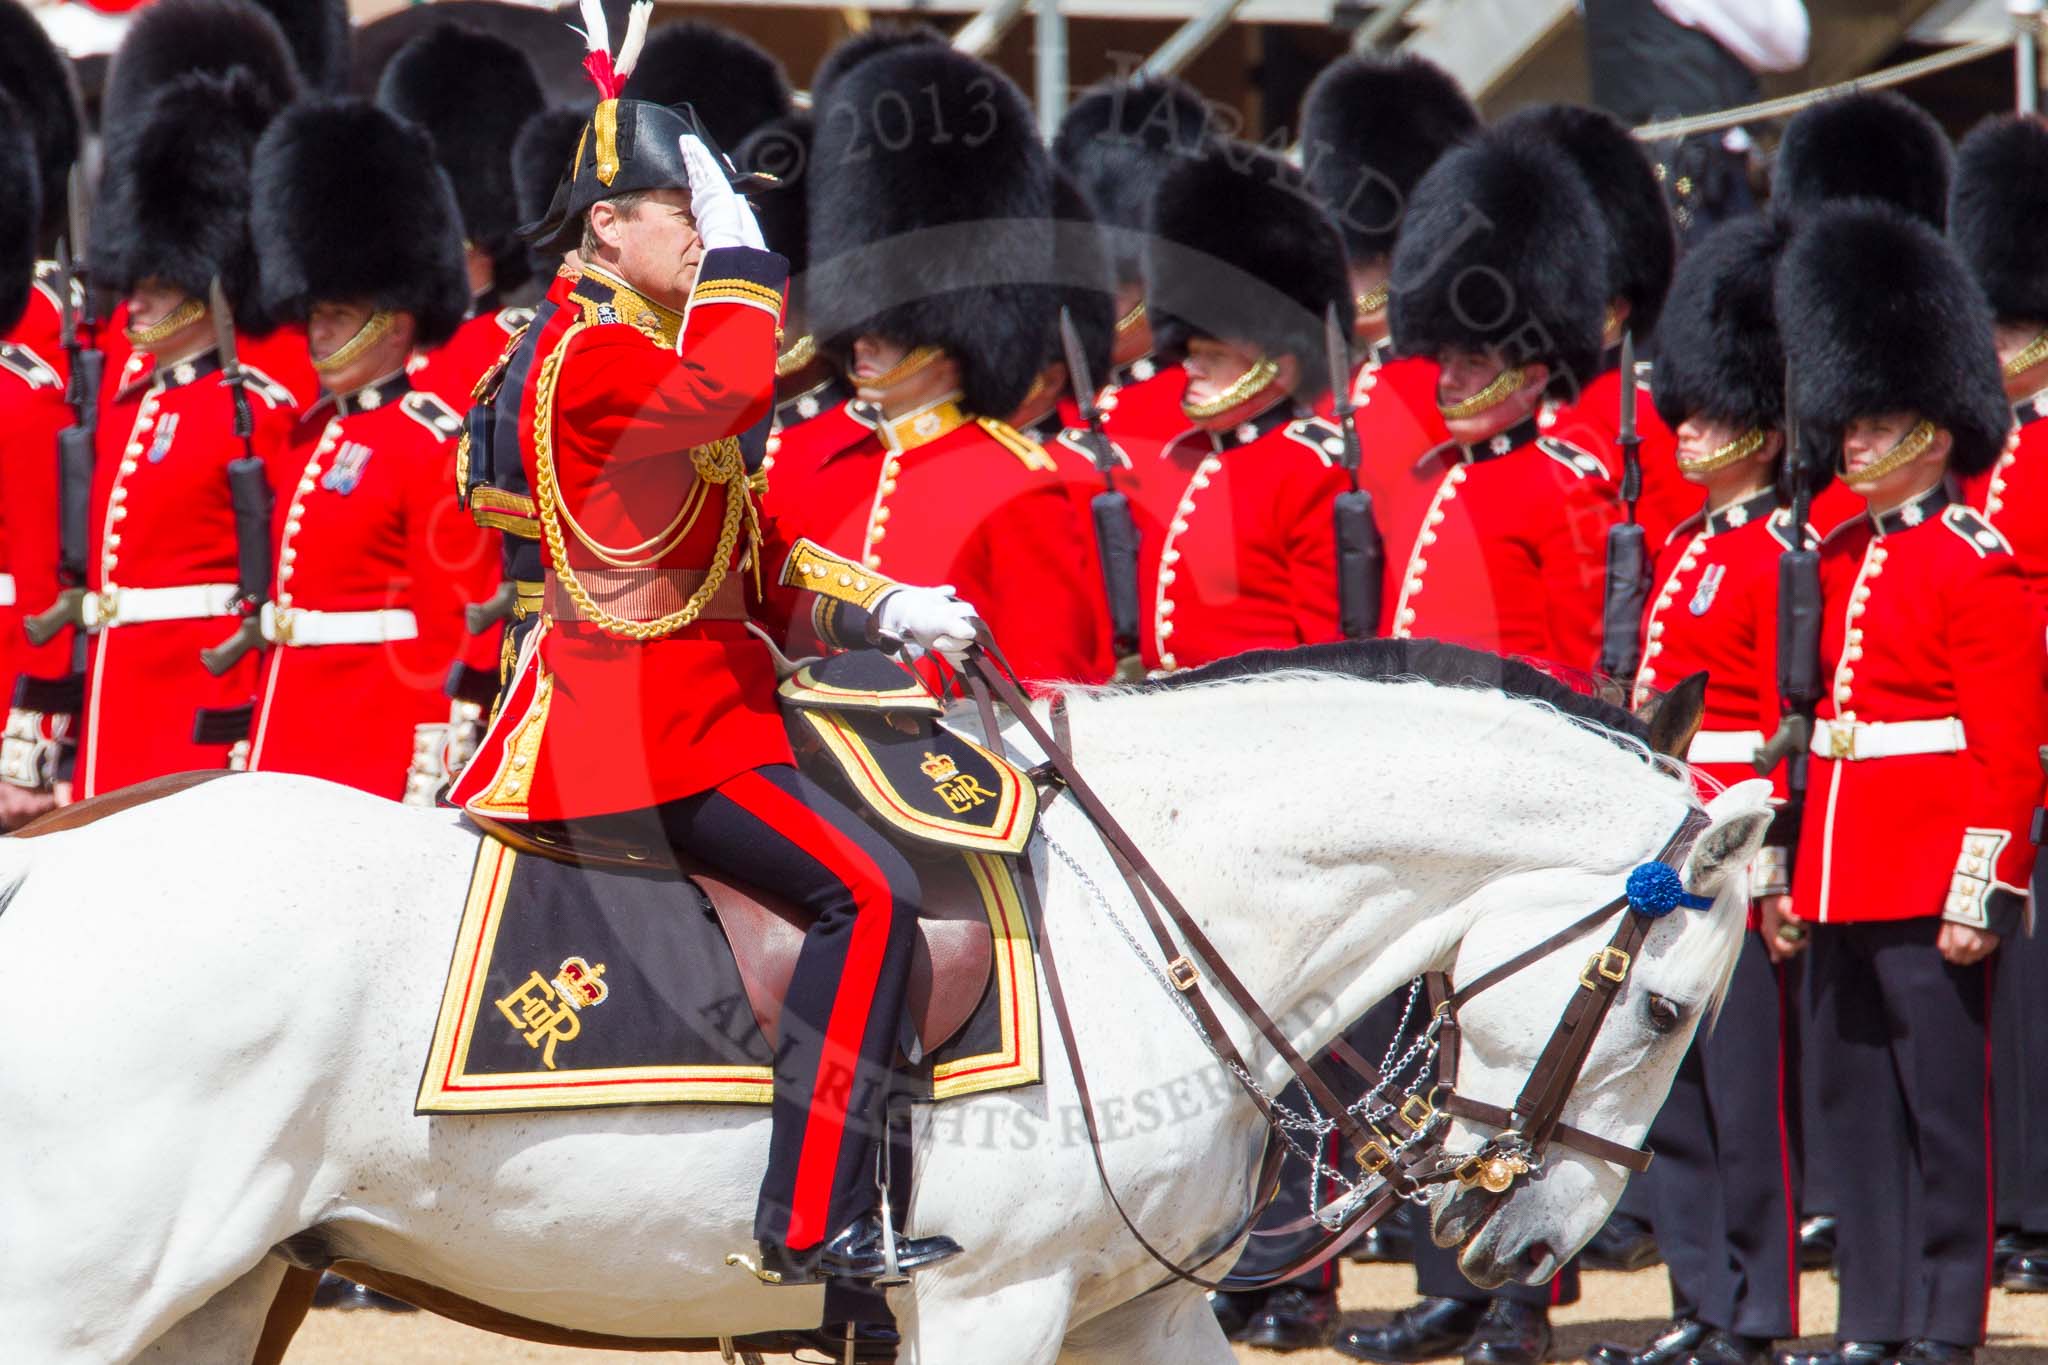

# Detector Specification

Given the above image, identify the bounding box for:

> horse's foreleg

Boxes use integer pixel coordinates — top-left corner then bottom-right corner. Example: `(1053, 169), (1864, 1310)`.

(1054, 1286), (1236, 1365)
(248, 1265), (318, 1365)
(898, 1279), (1073, 1365)
(132, 1257), (288, 1365)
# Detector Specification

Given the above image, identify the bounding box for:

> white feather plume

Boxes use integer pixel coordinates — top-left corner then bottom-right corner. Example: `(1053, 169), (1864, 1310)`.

(615, 1), (654, 81)
(571, 0), (610, 57)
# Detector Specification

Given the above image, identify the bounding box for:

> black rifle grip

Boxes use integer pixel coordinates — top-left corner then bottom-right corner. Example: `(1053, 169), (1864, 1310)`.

(1776, 548), (1823, 708)
(1333, 488), (1383, 640)
(226, 456), (276, 603)
(56, 425), (94, 585)
(1599, 520), (1650, 680)
(1090, 489), (1141, 654)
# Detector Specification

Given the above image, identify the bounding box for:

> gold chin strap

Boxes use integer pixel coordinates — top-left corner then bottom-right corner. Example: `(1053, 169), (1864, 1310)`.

(1842, 419), (1939, 487)
(2005, 328), (2048, 379)
(312, 308), (398, 375)
(1354, 282), (1390, 319)
(124, 297), (208, 349)
(1114, 300), (1147, 337)
(1678, 427), (1768, 476)
(1182, 355), (1280, 421)
(858, 343), (944, 397)
(1438, 366), (1527, 421)
(775, 333), (818, 378)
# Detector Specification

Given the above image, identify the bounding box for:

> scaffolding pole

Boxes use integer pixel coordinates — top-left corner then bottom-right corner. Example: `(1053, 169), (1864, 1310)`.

(1352, 0), (1427, 52)
(2014, 0), (2042, 113)
(953, 0), (1031, 58)
(1037, 0), (1067, 139)
(1140, 0), (1248, 78)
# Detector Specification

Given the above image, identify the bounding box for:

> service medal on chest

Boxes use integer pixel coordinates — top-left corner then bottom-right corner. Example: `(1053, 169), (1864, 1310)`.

(146, 412), (181, 463)
(321, 440), (375, 495)
(1689, 562), (1725, 616)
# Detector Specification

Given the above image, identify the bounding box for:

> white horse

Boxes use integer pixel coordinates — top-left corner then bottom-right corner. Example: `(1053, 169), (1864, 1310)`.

(0, 646), (1772, 1364)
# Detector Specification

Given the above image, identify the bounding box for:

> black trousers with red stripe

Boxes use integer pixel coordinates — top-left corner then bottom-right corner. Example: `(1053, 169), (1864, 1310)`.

(1806, 917), (1991, 1346)
(658, 763), (922, 1253)
(1992, 874), (2048, 1236)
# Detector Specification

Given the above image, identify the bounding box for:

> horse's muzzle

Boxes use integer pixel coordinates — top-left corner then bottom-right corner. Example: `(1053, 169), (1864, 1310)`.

(1429, 1179), (1504, 1250)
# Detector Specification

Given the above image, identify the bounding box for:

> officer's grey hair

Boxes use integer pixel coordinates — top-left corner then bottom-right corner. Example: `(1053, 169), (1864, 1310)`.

(581, 191), (654, 256)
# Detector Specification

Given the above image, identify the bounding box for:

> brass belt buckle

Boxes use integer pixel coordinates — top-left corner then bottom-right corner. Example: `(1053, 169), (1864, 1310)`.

(1579, 946), (1631, 990)
(1827, 723), (1857, 761)
(271, 607), (297, 647)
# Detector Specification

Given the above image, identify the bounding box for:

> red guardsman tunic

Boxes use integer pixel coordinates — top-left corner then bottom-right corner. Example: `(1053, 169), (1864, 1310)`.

(762, 395), (1114, 684)
(80, 346), (299, 796)
(246, 372), (490, 798)
(1794, 485), (2047, 927)
(1315, 344), (1449, 503)
(450, 252), (794, 821)
(408, 304), (535, 413)
(1098, 354), (1189, 457)
(0, 270), (74, 715)
(1118, 399), (1350, 673)
(1962, 396), (2048, 630)
(1549, 362), (1692, 551)
(1375, 412), (1619, 674)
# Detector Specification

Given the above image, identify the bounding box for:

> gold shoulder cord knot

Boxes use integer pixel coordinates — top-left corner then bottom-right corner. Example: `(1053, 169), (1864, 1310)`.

(530, 322), (764, 640)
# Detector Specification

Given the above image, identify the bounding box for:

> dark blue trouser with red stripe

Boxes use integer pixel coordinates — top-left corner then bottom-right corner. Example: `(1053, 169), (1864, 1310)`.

(659, 763), (922, 1254)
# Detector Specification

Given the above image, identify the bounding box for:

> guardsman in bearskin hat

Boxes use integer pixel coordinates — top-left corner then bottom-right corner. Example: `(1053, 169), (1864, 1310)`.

(1772, 201), (2040, 1365)
(1585, 216), (1800, 1365)
(621, 17), (791, 150)
(1945, 112), (2048, 1298)
(0, 0), (83, 825)
(239, 98), (495, 802)
(1360, 126), (1620, 681)
(1054, 75), (1212, 453)
(1299, 52), (1477, 494)
(378, 24), (547, 410)
(447, 0), (978, 1286)
(766, 41), (1112, 684)
(77, 42), (303, 798)
(1130, 142), (1350, 672)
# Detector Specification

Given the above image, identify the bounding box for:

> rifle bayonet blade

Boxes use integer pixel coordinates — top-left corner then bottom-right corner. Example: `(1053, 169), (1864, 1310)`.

(209, 277), (243, 380)
(1325, 303), (1355, 418)
(66, 165), (87, 276)
(1058, 306), (1099, 423)
(1617, 328), (1637, 445)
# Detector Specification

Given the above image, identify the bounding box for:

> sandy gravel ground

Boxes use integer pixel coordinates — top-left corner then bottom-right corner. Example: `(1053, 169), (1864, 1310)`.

(281, 1264), (2048, 1363)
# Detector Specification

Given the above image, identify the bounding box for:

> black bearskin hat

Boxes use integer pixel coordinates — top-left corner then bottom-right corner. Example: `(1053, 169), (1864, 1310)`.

(1390, 128), (1609, 391)
(101, 0), (301, 154)
(810, 23), (946, 106)
(1499, 103), (1675, 340)
(1772, 91), (1952, 229)
(1047, 171), (1116, 389)
(1299, 53), (1477, 266)
(0, 0), (81, 244)
(1053, 76), (1210, 286)
(91, 67), (287, 329)
(1951, 115), (2048, 325)
(0, 93), (38, 335)
(252, 98), (470, 346)
(256, 0), (348, 92)
(1650, 215), (1789, 434)
(511, 104), (587, 278)
(1777, 201), (2007, 477)
(737, 110), (812, 279)
(808, 46), (1051, 418)
(621, 21), (791, 152)
(1145, 143), (1350, 400)
(377, 24), (545, 294)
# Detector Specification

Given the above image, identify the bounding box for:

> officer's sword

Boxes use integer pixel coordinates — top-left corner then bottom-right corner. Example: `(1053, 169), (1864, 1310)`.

(1058, 306), (1142, 671)
(1326, 303), (1383, 639)
(199, 277), (278, 675)
(1599, 330), (1651, 680)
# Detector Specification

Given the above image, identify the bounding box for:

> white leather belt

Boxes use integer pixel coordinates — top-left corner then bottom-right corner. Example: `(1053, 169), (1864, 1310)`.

(82, 583), (239, 630)
(1686, 729), (1765, 765)
(1810, 717), (1966, 761)
(261, 603), (419, 647)
(0, 573), (16, 607)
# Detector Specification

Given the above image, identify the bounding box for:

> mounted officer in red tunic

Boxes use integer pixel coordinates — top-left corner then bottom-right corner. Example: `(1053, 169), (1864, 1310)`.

(448, 2), (974, 1286)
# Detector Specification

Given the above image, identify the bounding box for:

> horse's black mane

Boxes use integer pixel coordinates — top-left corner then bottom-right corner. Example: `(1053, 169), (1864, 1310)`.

(1141, 639), (1651, 744)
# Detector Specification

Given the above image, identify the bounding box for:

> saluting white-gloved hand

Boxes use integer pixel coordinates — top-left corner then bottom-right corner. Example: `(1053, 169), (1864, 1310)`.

(874, 585), (981, 662)
(680, 133), (764, 252)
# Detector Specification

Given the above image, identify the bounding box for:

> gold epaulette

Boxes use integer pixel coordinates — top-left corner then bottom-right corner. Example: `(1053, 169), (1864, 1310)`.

(974, 417), (1058, 473)
(781, 537), (897, 611)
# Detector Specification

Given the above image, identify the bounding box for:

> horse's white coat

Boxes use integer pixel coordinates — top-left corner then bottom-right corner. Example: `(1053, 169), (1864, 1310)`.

(0, 671), (1771, 1363)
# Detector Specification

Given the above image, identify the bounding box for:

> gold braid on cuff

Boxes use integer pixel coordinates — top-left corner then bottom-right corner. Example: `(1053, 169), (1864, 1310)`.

(1437, 366), (1527, 421)
(124, 297), (208, 349)
(312, 308), (398, 375)
(2005, 328), (2048, 379)
(1841, 419), (1938, 487)
(1677, 427), (1767, 476)
(1182, 356), (1280, 420)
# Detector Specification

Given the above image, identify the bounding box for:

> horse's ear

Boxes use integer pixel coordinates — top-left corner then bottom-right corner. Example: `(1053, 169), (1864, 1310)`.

(1685, 780), (1775, 898)
(1637, 671), (1709, 760)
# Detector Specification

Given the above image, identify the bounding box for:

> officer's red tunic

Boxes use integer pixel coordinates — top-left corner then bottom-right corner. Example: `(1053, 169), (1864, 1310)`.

(79, 347), (298, 796)
(1794, 486), (2047, 924)
(0, 272), (74, 708)
(247, 373), (489, 798)
(1375, 413), (1619, 673)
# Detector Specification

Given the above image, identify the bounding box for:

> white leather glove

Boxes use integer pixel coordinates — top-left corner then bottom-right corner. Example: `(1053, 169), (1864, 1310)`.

(874, 585), (980, 662)
(680, 133), (764, 251)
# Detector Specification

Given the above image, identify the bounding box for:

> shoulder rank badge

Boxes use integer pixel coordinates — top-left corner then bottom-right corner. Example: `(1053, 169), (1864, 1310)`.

(1688, 562), (1726, 616)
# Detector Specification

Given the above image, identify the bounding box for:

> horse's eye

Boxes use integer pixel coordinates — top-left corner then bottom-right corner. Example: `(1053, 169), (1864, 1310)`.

(1646, 995), (1684, 1034)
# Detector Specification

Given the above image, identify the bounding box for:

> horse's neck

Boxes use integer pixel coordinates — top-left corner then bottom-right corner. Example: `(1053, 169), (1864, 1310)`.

(1056, 676), (1681, 1079)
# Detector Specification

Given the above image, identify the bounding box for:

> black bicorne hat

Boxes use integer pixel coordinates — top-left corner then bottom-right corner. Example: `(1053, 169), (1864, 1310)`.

(1053, 76), (1210, 286)
(1299, 52), (1478, 266)
(1650, 215), (1789, 434)
(1772, 91), (1953, 229)
(0, 0), (81, 245)
(1777, 200), (2007, 478)
(1950, 114), (2048, 326)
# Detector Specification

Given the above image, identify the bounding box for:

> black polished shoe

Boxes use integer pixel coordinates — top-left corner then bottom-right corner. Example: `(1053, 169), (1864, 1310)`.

(1350, 1206), (1418, 1263)
(1993, 1230), (2029, 1281)
(757, 1215), (962, 1286)
(1336, 1296), (1486, 1363)
(1242, 1286), (1339, 1352)
(1588, 1318), (1708, 1365)
(1892, 1342), (1976, 1365)
(1465, 1300), (1550, 1365)
(1209, 1289), (1262, 1342)
(320, 1279), (417, 1313)
(1682, 1330), (1772, 1365)
(1584, 1212), (1662, 1271)
(1773, 1343), (1897, 1365)
(2000, 1249), (2048, 1293)
(1797, 1215), (1838, 1271)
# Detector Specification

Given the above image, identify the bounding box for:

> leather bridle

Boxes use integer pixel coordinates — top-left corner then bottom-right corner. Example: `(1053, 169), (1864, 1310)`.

(960, 647), (1718, 1292)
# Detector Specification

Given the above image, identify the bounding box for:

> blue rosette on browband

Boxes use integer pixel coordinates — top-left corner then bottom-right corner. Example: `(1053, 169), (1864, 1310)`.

(1626, 861), (1715, 917)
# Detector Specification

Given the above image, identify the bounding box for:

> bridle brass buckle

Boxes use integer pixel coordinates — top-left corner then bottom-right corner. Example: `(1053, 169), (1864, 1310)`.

(1165, 956), (1201, 992)
(1399, 1093), (1434, 1134)
(1357, 1139), (1392, 1173)
(1579, 945), (1631, 991)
